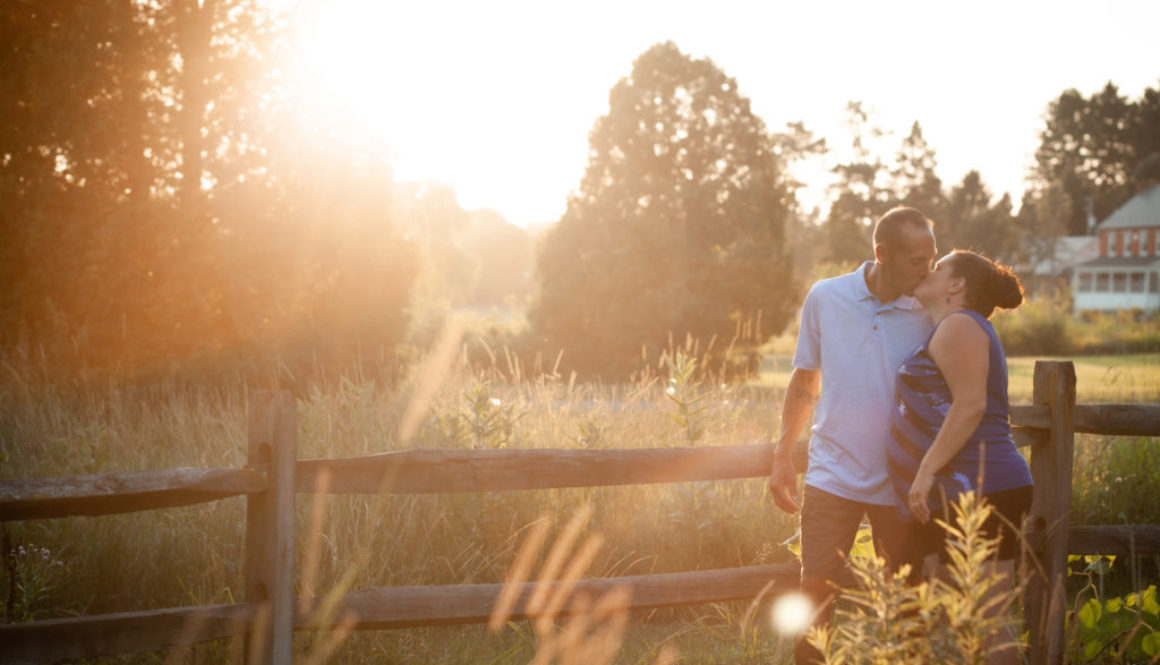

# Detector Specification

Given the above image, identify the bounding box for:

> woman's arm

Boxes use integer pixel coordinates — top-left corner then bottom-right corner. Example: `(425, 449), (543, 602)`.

(908, 313), (990, 523)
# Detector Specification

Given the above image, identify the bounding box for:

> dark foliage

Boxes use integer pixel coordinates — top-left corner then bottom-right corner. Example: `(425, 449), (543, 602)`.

(529, 42), (797, 380)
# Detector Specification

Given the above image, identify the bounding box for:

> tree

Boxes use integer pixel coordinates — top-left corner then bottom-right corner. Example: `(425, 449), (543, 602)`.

(461, 210), (534, 307)
(1033, 81), (1160, 234)
(0, 1), (176, 368)
(892, 122), (948, 223)
(530, 42), (796, 380)
(0, 1), (418, 382)
(939, 171), (1020, 262)
(821, 102), (896, 264)
(1013, 181), (1072, 282)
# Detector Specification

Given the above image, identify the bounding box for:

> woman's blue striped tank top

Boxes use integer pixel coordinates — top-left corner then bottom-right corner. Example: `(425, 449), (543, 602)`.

(887, 309), (1032, 522)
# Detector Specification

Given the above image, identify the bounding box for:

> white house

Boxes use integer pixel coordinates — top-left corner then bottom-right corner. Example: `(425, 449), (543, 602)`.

(1072, 183), (1160, 313)
(1025, 235), (1098, 297)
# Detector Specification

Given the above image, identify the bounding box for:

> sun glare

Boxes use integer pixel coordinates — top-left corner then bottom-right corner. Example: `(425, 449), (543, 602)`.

(770, 592), (815, 636)
(287, 3), (407, 137)
(278, 0), (569, 224)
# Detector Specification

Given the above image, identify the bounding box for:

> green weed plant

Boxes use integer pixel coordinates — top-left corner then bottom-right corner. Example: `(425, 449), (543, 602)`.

(1066, 555), (1160, 663)
(809, 492), (1023, 665)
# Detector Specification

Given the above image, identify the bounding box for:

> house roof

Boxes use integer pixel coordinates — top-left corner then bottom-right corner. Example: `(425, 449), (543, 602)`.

(1027, 236), (1098, 276)
(1098, 184), (1160, 230)
(1076, 255), (1160, 269)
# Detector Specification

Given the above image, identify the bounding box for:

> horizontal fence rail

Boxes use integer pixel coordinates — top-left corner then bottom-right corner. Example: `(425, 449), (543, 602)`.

(0, 467), (266, 521)
(0, 363), (1158, 665)
(295, 444), (803, 494)
(0, 604), (254, 664)
(300, 563), (800, 631)
(1011, 403), (1160, 436)
(4, 405), (1156, 520)
(0, 563), (800, 661)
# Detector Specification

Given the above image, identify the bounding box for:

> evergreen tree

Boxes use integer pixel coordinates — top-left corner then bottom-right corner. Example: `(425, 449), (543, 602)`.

(1033, 81), (1160, 233)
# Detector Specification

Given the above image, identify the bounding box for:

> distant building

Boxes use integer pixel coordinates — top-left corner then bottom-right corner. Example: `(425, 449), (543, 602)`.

(1025, 235), (1098, 297)
(1072, 183), (1160, 313)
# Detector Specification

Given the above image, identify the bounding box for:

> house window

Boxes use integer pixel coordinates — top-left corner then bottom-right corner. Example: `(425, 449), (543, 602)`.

(1113, 273), (1127, 293)
(1077, 273), (1093, 292)
(1130, 230), (1142, 257)
(1130, 272), (1146, 293)
(1096, 273), (1110, 291)
(1151, 273), (1159, 293)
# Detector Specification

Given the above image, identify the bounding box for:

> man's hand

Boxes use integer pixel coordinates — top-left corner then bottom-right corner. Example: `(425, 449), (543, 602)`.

(767, 448), (800, 514)
(767, 367), (817, 515)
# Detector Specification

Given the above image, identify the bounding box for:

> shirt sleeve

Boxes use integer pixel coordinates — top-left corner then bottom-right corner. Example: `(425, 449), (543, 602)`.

(792, 283), (821, 371)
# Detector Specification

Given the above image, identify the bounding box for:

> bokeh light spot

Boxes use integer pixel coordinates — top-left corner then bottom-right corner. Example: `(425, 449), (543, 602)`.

(770, 592), (815, 636)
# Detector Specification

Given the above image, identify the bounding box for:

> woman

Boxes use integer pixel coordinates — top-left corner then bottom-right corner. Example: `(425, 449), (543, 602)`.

(887, 250), (1032, 662)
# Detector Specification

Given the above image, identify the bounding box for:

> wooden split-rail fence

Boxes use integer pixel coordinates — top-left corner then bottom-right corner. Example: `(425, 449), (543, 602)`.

(1, 361), (1159, 664)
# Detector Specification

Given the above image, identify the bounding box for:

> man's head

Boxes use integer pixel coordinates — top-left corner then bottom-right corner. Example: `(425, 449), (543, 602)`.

(873, 207), (936, 296)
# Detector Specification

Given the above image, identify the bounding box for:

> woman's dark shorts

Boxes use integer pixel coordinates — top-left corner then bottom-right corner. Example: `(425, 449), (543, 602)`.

(910, 485), (1034, 562)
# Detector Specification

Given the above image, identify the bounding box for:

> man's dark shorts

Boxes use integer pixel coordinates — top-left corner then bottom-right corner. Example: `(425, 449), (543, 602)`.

(800, 484), (912, 584)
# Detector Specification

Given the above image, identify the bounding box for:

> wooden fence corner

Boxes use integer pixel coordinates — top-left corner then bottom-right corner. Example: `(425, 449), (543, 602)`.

(245, 391), (297, 665)
(1024, 360), (1076, 665)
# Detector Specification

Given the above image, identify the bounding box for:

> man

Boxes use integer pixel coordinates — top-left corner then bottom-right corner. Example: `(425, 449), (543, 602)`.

(767, 206), (937, 664)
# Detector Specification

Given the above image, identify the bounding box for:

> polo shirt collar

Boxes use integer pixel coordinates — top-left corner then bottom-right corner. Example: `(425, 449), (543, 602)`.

(854, 261), (922, 310)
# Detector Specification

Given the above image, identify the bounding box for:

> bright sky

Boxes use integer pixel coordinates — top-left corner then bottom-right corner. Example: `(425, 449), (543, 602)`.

(288, 0), (1160, 227)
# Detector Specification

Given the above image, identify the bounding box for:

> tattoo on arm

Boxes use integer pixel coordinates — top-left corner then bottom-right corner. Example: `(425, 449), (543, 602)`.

(790, 386), (816, 403)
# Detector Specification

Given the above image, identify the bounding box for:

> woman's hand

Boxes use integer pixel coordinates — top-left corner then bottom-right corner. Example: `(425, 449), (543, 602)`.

(908, 470), (934, 524)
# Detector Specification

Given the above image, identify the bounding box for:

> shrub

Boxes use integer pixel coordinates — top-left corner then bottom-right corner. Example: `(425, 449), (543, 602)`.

(992, 293), (1075, 356)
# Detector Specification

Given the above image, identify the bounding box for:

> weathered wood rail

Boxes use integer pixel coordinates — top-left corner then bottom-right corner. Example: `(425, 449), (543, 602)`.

(1, 361), (1157, 664)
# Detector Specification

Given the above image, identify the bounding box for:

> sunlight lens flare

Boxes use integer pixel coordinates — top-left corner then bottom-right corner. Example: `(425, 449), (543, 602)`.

(770, 592), (815, 636)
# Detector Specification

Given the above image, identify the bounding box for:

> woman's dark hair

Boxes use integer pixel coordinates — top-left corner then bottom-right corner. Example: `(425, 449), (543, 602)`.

(945, 250), (1024, 319)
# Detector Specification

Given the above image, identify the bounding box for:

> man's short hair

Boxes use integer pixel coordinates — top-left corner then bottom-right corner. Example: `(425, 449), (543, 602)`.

(872, 207), (933, 249)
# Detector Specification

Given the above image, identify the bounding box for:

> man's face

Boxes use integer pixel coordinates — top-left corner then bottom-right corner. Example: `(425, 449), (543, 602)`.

(879, 224), (936, 296)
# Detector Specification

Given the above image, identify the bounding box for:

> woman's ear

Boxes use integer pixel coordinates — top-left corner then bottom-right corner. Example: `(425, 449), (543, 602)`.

(948, 276), (966, 296)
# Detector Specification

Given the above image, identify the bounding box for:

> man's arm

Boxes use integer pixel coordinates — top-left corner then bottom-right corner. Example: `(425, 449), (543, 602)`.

(768, 367), (820, 514)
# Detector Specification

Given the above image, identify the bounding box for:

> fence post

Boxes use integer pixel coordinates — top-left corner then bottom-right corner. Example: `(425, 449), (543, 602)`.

(245, 391), (297, 665)
(1024, 360), (1076, 665)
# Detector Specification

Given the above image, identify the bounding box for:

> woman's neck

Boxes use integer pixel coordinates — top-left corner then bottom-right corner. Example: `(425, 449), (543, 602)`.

(927, 301), (967, 324)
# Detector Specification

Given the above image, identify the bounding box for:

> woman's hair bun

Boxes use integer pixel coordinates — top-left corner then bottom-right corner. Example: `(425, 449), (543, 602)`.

(990, 263), (1024, 310)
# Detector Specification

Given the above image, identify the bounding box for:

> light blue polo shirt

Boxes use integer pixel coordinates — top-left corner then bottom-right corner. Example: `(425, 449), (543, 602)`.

(793, 261), (933, 505)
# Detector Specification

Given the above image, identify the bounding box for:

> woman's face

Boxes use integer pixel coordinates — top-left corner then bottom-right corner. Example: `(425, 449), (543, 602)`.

(914, 255), (956, 307)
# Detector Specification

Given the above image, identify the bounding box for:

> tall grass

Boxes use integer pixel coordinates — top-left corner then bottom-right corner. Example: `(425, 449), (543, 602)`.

(1, 341), (1157, 663)
(0, 348), (796, 663)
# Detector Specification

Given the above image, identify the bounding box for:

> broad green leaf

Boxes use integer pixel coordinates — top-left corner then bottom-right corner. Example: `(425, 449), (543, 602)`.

(1083, 638), (1102, 660)
(1078, 597), (1101, 629)
(1142, 586), (1159, 616)
(1142, 632), (1160, 657)
(1105, 597), (1122, 613)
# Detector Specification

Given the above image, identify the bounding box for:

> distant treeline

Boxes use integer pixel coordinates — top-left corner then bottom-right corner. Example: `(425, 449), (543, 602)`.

(2, 4), (1158, 384)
